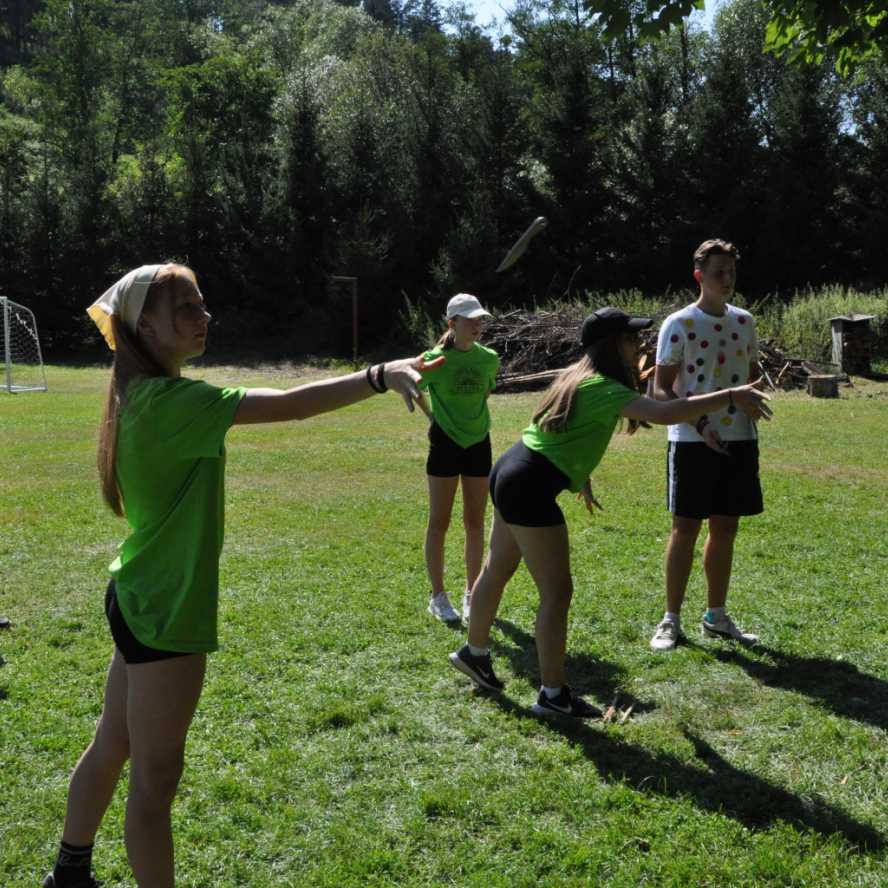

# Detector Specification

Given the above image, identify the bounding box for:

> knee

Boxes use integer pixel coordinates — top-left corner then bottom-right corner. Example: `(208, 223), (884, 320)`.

(93, 724), (130, 769)
(427, 515), (451, 537)
(539, 580), (573, 613)
(671, 520), (702, 545)
(708, 521), (738, 544)
(130, 751), (185, 811)
(462, 514), (485, 536)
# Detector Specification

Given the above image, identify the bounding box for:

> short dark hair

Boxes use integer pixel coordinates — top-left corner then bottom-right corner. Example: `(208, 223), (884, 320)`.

(693, 239), (739, 270)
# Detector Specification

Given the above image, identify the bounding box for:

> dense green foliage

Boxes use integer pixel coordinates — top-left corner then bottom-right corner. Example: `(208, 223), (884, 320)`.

(1, 367), (887, 885)
(2, 0), (888, 354)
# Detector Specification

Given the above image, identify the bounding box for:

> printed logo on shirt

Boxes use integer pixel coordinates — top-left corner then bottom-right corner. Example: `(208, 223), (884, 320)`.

(453, 366), (485, 395)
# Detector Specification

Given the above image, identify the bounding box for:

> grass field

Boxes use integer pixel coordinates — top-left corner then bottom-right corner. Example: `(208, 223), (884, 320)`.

(1, 364), (887, 887)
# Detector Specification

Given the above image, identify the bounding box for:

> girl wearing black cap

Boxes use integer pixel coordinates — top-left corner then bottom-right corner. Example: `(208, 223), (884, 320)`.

(44, 263), (441, 888)
(448, 307), (771, 718)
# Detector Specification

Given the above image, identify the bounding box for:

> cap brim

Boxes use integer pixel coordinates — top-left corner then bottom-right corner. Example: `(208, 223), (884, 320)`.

(626, 317), (653, 331)
(449, 308), (492, 319)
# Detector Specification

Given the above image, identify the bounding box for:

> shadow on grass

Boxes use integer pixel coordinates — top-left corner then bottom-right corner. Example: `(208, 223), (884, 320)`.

(691, 642), (888, 733)
(492, 619), (656, 714)
(485, 621), (883, 853)
(482, 689), (884, 853)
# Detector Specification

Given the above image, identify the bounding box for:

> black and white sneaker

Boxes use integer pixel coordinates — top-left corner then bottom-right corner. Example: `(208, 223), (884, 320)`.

(531, 686), (601, 719)
(43, 873), (103, 888)
(448, 644), (504, 691)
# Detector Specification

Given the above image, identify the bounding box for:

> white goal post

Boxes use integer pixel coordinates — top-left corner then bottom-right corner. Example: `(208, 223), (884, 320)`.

(1, 296), (48, 393)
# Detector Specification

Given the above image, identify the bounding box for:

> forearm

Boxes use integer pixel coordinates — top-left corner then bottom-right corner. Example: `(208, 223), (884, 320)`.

(667, 389), (734, 423)
(236, 370), (377, 424)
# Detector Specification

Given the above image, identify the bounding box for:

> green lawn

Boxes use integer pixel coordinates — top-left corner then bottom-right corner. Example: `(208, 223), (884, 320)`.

(1, 365), (887, 887)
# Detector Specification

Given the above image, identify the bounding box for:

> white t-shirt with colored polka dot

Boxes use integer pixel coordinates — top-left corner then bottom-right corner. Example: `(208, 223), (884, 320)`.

(655, 303), (759, 442)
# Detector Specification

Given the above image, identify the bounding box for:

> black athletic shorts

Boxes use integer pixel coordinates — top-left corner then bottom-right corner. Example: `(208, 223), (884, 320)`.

(667, 440), (763, 519)
(105, 580), (190, 665)
(489, 441), (571, 527)
(426, 421), (493, 478)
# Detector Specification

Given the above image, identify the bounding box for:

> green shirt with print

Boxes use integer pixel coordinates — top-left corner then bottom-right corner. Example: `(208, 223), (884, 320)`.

(419, 343), (499, 448)
(522, 374), (639, 493)
(110, 376), (246, 653)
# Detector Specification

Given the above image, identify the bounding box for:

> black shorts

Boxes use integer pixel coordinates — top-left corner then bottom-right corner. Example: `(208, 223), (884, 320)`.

(105, 580), (190, 665)
(489, 441), (571, 527)
(667, 440), (763, 520)
(426, 422), (492, 478)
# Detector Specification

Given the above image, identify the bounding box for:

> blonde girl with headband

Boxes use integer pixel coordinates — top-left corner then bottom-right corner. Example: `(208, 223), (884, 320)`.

(44, 264), (442, 888)
(448, 308), (771, 718)
(416, 294), (500, 624)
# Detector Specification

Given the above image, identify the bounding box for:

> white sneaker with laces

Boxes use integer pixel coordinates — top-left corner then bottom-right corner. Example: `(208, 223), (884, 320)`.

(427, 592), (461, 623)
(650, 618), (681, 651)
(701, 612), (758, 644)
(462, 592), (471, 622)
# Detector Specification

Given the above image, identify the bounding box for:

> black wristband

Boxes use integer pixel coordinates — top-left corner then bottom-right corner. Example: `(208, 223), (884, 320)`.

(366, 365), (383, 394)
(374, 362), (388, 393)
(695, 415), (709, 435)
(728, 389), (735, 408)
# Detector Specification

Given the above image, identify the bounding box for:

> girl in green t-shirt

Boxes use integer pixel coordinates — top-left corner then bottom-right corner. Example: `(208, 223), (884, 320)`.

(417, 294), (500, 625)
(44, 264), (442, 888)
(448, 307), (771, 719)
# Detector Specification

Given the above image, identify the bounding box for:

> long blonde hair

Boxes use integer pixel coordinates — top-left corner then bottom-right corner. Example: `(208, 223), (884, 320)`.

(96, 264), (197, 516)
(532, 334), (640, 434)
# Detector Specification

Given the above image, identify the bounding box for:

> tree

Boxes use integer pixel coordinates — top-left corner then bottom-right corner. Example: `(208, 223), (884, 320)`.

(584, 0), (888, 76)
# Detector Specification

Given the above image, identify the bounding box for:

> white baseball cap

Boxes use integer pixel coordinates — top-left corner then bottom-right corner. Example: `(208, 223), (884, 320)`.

(446, 293), (491, 320)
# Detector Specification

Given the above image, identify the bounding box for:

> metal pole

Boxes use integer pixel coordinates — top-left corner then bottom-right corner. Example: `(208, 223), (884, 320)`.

(2, 297), (11, 393)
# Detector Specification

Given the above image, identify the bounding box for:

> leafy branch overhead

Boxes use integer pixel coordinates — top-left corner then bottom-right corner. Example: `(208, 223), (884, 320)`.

(583, 0), (888, 75)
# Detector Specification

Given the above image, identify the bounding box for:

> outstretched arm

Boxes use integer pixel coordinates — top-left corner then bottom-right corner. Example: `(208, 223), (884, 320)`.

(621, 382), (772, 426)
(233, 355), (444, 425)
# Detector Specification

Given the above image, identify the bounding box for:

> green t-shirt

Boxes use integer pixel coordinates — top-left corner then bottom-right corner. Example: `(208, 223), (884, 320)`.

(521, 374), (639, 493)
(110, 376), (246, 653)
(419, 343), (499, 448)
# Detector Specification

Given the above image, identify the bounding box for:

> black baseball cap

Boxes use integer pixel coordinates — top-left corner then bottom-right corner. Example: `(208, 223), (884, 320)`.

(581, 307), (653, 347)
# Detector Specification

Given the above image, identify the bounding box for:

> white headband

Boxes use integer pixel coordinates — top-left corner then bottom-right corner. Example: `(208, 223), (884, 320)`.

(87, 265), (164, 350)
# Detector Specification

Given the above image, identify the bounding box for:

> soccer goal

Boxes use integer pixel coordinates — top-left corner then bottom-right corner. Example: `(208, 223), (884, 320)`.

(1, 296), (48, 393)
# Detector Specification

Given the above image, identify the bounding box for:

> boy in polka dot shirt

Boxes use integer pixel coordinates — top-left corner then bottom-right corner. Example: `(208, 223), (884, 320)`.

(650, 239), (766, 651)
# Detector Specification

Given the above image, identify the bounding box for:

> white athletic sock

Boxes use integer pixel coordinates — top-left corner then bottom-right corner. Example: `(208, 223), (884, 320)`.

(542, 685), (562, 699)
(468, 644), (488, 657)
(665, 611), (680, 624)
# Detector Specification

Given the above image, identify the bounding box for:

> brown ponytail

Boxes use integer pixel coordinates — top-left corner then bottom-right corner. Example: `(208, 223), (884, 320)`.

(532, 333), (641, 434)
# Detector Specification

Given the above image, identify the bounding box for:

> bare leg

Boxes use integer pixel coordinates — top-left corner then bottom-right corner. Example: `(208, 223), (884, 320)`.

(460, 475), (489, 596)
(467, 509), (522, 648)
(504, 522), (573, 689)
(664, 516), (703, 614)
(61, 650), (130, 845)
(703, 515), (739, 609)
(125, 653), (206, 888)
(425, 475), (459, 597)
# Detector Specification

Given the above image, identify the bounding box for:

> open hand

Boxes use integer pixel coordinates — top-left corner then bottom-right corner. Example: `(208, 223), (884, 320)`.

(384, 353), (446, 412)
(577, 478), (604, 516)
(702, 424), (730, 455)
(732, 379), (773, 422)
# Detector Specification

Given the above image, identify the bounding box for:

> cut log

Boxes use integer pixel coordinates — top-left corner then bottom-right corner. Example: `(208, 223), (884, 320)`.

(807, 375), (839, 398)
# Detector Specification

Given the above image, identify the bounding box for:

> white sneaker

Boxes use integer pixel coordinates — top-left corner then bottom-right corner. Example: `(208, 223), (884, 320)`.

(650, 618), (681, 652)
(428, 592), (461, 623)
(462, 592), (471, 622)
(701, 612), (758, 644)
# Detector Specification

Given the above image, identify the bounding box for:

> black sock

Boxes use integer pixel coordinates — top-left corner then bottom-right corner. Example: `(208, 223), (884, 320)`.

(53, 841), (93, 887)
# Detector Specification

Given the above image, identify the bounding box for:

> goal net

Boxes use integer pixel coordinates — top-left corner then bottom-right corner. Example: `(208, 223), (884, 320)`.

(1, 296), (48, 393)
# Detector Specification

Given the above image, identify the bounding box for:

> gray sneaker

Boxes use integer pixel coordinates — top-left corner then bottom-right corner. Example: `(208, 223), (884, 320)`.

(427, 592), (461, 623)
(701, 612), (758, 644)
(650, 618), (681, 651)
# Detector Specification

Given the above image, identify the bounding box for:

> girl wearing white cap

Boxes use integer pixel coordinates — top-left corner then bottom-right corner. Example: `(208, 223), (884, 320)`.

(448, 308), (771, 718)
(44, 263), (441, 888)
(417, 293), (500, 624)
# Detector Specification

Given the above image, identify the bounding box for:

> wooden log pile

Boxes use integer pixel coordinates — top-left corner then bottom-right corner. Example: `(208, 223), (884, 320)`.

(486, 309), (841, 393)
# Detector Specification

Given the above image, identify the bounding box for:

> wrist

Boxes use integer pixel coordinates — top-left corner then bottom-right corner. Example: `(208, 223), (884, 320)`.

(695, 415), (709, 435)
(366, 364), (385, 394)
(374, 362), (388, 393)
